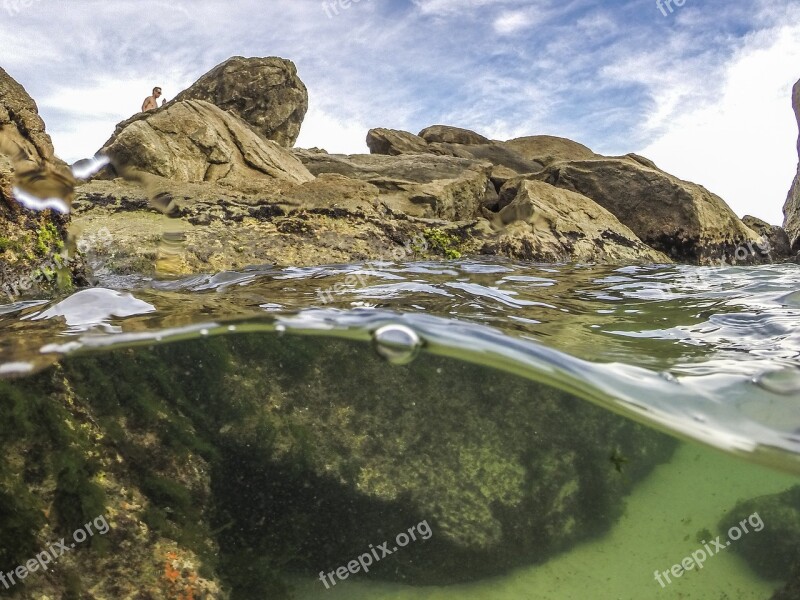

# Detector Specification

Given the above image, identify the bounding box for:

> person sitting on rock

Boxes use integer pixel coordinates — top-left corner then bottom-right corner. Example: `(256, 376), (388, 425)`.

(141, 87), (163, 112)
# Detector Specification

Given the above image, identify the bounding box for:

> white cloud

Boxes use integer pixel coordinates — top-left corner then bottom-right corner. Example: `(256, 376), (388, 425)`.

(492, 3), (561, 35)
(412, 0), (529, 17)
(493, 10), (536, 34)
(295, 106), (370, 154)
(638, 21), (800, 224)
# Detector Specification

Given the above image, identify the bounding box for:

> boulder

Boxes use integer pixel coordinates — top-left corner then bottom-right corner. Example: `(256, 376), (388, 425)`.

(6, 333), (674, 594)
(419, 125), (490, 145)
(783, 79), (800, 252)
(0, 67), (81, 298)
(366, 128), (429, 156)
(173, 56), (308, 148)
(504, 135), (596, 166)
(367, 127), (543, 178)
(296, 151), (495, 221)
(481, 179), (670, 263)
(742, 215), (792, 260)
(0, 67), (75, 211)
(534, 155), (765, 263)
(720, 486), (800, 583)
(101, 100), (313, 195)
(0, 68), (64, 170)
(429, 141), (544, 177)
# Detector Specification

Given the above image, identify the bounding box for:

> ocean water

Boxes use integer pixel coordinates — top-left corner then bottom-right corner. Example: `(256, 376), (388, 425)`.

(1, 259), (799, 599)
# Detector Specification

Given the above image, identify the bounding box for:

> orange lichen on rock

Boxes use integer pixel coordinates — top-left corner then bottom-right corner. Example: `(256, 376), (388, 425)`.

(161, 549), (200, 600)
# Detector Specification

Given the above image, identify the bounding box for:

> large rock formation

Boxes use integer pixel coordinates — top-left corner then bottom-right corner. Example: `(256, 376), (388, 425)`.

(63, 55), (792, 276)
(783, 79), (800, 253)
(174, 56), (308, 148)
(534, 154), (764, 263)
(503, 135), (597, 166)
(366, 128), (430, 156)
(419, 125), (491, 145)
(101, 100), (313, 195)
(367, 126), (544, 180)
(296, 150), (496, 220)
(742, 215), (792, 260)
(481, 178), (670, 263)
(0, 67), (82, 298)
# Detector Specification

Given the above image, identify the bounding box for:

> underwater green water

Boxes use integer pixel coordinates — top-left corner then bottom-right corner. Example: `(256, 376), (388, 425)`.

(1, 260), (799, 599)
(292, 442), (796, 600)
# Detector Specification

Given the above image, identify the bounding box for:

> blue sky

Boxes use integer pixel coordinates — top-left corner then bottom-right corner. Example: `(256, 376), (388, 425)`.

(1, 0), (798, 223)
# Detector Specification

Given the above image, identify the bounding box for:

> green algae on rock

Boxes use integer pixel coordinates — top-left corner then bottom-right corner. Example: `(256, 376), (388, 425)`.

(0, 331), (677, 598)
(0, 67), (84, 300)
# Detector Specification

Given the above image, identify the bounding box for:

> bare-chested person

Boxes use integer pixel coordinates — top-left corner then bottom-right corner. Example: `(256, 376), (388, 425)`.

(141, 87), (163, 112)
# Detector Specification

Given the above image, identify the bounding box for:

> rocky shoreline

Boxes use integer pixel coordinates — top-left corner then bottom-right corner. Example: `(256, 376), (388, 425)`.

(2, 55), (800, 600)
(1, 57), (799, 295)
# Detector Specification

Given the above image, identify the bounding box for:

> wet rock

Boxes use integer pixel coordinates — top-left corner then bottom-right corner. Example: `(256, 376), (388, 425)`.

(3, 334), (676, 596)
(72, 175), (444, 275)
(173, 56), (308, 148)
(783, 79), (800, 253)
(0, 361), (224, 599)
(742, 215), (792, 260)
(533, 155), (765, 263)
(719, 486), (800, 586)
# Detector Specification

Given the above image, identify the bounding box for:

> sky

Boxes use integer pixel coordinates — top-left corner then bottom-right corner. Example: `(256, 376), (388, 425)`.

(0, 0), (798, 224)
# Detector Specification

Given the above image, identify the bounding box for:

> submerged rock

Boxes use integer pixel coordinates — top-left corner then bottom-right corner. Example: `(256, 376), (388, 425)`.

(783, 79), (800, 253)
(720, 486), (800, 585)
(174, 56), (308, 148)
(1, 333), (677, 597)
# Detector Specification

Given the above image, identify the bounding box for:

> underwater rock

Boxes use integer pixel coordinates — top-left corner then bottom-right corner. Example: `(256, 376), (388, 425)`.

(1, 333), (677, 597)
(0, 363), (223, 599)
(719, 486), (800, 585)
